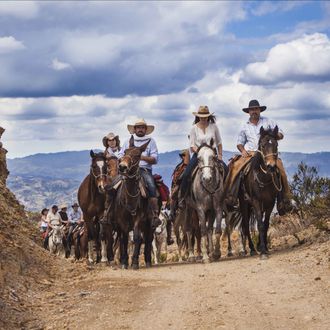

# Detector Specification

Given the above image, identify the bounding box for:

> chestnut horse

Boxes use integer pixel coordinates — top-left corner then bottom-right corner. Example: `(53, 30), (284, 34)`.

(113, 136), (153, 269)
(78, 151), (113, 263)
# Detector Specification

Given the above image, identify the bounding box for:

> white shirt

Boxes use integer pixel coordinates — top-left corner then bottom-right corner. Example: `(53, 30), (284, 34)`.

(237, 116), (283, 151)
(46, 212), (61, 227)
(189, 123), (222, 150)
(119, 135), (158, 171)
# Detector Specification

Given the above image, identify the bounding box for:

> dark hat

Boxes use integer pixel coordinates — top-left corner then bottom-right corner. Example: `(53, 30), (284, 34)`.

(72, 202), (79, 208)
(242, 100), (267, 113)
(41, 208), (49, 215)
(51, 205), (58, 210)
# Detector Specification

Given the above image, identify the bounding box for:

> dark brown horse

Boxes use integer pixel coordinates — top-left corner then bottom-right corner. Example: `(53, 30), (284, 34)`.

(78, 150), (112, 263)
(113, 136), (153, 269)
(235, 126), (282, 259)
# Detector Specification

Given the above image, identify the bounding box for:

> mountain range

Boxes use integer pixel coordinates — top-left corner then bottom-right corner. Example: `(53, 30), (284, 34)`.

(7, 150), (330, 211)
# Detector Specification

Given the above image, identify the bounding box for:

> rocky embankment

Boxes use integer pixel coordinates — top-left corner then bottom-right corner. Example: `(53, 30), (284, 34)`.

(0, 127), (60, 329)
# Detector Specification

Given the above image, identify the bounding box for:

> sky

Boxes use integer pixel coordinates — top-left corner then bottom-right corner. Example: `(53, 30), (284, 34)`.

(0, 1), (330, 158)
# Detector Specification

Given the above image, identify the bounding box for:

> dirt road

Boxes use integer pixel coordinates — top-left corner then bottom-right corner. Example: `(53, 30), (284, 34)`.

(31, 241), (329, 330)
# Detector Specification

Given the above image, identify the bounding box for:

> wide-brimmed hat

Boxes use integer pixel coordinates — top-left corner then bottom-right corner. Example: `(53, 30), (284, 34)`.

(59, 203), (67, 210)
(192, 106), (214, 118)
(242, 100), (267, 113)
(127, 118), (154, 135)
(72, 202), (79, 208)
(102, 132), (119, 148)
(179, 149), (189, 158)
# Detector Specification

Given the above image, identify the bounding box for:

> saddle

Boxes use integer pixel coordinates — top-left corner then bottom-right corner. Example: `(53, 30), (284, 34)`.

(154, 174), (170, 202)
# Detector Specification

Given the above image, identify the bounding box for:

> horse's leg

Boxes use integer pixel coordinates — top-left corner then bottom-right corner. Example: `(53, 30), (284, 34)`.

(106, 225), (114, 263)
(207, 213), (215, 261)
(152, 235), (157, 265)
(263, 207), (273, 254)
(254, 205), (267, 259)
(224, 212), (234, 257)
(100, 223), (108, 263)
(85, 220), (95, 263)
(132, 222), (142, 270)
(197, 208), (209, 263)
(240, 200), (256, 256)
(184, 207), (195, 262)
(120, 231), (129, 269)
(144, 219), (153, 268)
(214, 207), (223, 260)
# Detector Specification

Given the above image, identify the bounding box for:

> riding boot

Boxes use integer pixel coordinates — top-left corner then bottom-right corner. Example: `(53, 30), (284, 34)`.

(43, 236), (49, 249)
(166, 219), (174, 245)
(149, 197), (161, 230)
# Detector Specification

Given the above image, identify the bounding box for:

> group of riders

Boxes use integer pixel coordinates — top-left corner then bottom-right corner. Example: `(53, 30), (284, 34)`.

(39, 99), (292, 254)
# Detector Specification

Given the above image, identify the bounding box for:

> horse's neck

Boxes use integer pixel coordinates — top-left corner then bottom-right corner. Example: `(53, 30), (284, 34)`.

(88, 173), (100, 201)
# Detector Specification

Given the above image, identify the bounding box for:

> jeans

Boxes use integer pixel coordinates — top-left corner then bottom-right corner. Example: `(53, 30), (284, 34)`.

(140, 168), (157, 198)
(180, 153), (198, 196)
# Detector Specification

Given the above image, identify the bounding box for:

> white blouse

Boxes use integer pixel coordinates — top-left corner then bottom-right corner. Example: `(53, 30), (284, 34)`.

(189, 123), (222, 149)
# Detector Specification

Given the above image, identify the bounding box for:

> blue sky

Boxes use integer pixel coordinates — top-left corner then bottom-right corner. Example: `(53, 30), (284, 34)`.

(0, 1), (329, 157)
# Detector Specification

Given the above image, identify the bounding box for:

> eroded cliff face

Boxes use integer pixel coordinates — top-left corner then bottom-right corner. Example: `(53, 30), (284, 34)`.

(0, 127), (56, 329)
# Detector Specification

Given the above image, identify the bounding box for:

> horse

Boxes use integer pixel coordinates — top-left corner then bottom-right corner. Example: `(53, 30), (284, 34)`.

(77, 150), (112, 263)
(48, 225), (65, 257)
(113, 136), (153, 269)
(185, 139), (225, 263)
(234, 126), (282, 259)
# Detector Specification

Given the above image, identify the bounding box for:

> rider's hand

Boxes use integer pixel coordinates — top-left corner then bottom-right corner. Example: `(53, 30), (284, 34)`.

(218, 154), (223, 161)
(241, 149), (250, 158)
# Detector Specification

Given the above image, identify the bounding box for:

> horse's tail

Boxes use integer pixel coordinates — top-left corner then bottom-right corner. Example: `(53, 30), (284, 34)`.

(225, 206), (242, 236)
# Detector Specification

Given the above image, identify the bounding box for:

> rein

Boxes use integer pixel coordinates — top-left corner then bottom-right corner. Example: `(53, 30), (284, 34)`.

(198, 163), (223, 195)
(90, 166), (107, 180)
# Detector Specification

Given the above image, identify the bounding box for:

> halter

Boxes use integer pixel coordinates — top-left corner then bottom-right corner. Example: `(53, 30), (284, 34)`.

(90, 165), (107, 180)
(120, 154), (140, 179)
(198, 160), (223, 195)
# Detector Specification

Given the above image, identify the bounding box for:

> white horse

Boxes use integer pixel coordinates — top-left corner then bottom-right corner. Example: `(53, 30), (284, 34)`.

(48, 225), (65, 257)
(152, 209), (168, 264)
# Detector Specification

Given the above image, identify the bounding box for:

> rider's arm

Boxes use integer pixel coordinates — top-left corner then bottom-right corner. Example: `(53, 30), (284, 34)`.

(214, 124), (223, 160)
(217, 144), (223, 160)
(237, 125), (250, 157)
(237, 144), (250, 158)
(189, 126), (198, 154)
(141, 138), (158, 164)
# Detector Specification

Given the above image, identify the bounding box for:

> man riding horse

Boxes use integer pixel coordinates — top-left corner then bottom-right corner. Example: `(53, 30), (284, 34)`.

(119, 118), (161, 229)
(224, 99), (292, 215)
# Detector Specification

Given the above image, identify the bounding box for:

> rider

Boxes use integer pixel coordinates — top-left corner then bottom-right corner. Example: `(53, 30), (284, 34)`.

(67, 202), (83, 248)
(179, 106), (227, 204)
(224, 99), (292, 215)
(59, 204), (69, 226)
(45, 205), (61, 248)
(103, 132), (121, 159)
(39, 208), (49, 249)
(119, 118), (161, 229)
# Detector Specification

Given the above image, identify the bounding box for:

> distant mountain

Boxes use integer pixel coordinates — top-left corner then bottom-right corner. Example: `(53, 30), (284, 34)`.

(7, 150), (330, 211)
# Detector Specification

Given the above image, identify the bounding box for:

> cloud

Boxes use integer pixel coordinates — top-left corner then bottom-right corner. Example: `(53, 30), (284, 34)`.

(241, 33), (330, 85)
(0, 36), (25, 53)
(51, 58), (72, 71)
(251, 1), (305, 16)
(0, 1), (39, 19)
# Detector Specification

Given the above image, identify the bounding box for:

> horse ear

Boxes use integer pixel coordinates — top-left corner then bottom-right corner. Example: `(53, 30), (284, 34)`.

(129, 135), (135, 148)
(260, 127), (265, 136)
(140, 139), (150, 152)
(90, 150), (95, 158)
(274, 125), (279, 138)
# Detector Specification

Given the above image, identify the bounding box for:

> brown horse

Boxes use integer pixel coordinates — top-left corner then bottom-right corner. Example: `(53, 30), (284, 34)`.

(77, 150), (110, 263)
(72, 223), (88, 260)
(113, 136), (153, 269)
(235, 126), (282, 259)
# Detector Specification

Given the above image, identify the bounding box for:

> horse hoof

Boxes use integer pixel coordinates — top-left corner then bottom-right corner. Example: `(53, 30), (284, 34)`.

(213, 253), (221, 260)
(260, 254), (268, 260)
(188, 256), (196, 263)
(239, 251), (247, 257)
(203, 257), (211, 264)
(146, 262), (152, 268)
(196, 255), (203, 262)
(132, 263), (139, 270)
(227, 251), (233, 257)
(250, 250), (258, 257)
(101, 258), (108, 263)
(121, 264), (128, 270)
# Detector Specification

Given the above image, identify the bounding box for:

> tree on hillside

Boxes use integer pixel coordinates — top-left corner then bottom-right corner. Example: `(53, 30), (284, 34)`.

(290, 162), (330, 218)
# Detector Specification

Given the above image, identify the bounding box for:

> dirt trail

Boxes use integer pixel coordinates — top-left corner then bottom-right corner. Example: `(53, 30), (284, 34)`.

(34, 241), (329, 330)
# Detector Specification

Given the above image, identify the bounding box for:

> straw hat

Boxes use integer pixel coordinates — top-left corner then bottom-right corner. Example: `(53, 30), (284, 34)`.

(192, 106), (214, 118)
(127, 118), (154, 135)
(59, 203), (67, 210)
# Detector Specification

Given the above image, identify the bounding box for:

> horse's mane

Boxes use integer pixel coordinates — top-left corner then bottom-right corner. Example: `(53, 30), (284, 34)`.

(196, 143), (215, 154)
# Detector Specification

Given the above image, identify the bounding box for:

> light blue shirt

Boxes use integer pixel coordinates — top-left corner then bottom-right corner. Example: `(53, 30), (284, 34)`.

(237, 116), (283, 151)
(119, 135), (158, 171)
(68, 209), (82, 224)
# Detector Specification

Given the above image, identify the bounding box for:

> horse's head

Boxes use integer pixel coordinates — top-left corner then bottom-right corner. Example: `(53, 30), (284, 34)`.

(196, 139), (217, 184)
(118, 135), (150, 176)
(52, 225), (63, 245)
(258, 126), (279, 172)
(90, 150), (107, 193)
